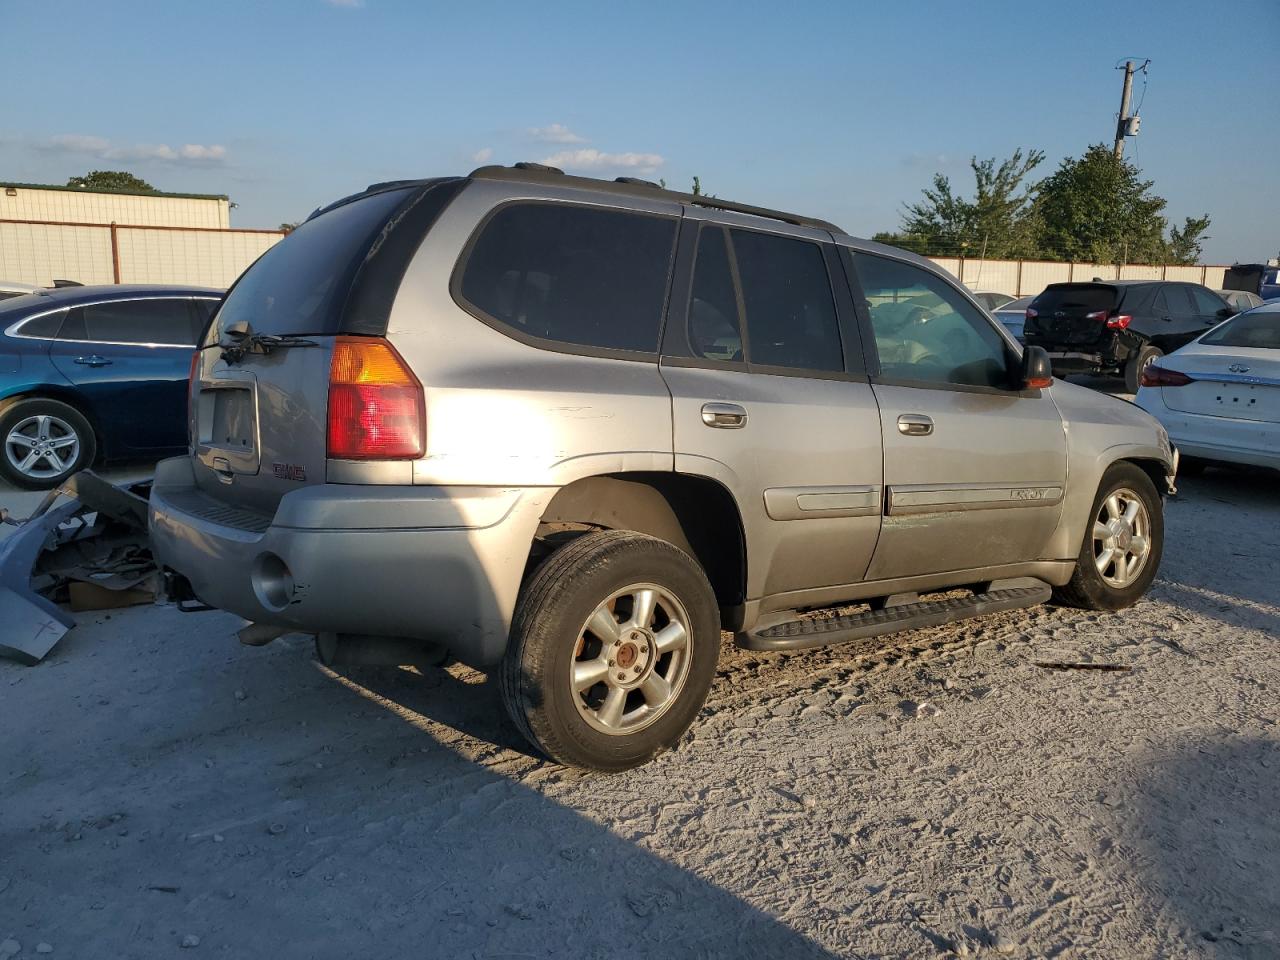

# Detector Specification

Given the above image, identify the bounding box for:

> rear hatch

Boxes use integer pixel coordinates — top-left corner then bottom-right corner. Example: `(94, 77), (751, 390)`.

(190, 178), (462, 515)
(1159, 316), (1280, 422)
(1024, 283), (1121, 348)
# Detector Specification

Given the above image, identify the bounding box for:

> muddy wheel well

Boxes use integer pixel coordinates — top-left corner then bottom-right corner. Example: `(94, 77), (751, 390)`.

(532, 473), (747, 615)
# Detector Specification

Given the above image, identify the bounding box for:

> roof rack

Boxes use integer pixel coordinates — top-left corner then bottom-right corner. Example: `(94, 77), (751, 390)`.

(468, 163), (843, 234)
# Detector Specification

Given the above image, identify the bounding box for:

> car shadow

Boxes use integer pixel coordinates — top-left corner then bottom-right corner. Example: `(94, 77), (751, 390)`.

(1, 620), (840, 959)
(1130, 736), (1280, 957)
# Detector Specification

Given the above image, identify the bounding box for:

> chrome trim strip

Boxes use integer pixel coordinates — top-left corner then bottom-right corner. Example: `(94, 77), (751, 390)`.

(1183, 370), (1280, 388)
(763, 485), (880, 521)
(2, 295), (217, 346)
(887, 482), (1064, 516)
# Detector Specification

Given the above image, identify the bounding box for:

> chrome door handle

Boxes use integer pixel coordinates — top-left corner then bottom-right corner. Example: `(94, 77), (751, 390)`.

(73, 355), (112, 367)
(897, 414), (934, 436)
(701, 402), (748, 429)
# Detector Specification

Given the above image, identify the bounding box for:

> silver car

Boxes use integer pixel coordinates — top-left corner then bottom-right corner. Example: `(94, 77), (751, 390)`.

(149, 164), (1177, 770)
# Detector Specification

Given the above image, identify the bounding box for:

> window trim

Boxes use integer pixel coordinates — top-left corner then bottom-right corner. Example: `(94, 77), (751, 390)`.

(839, 245), (1040, 398)
(3, 296), (216, 348)
(660, 220), (864, 382)
(448, 197), (681, 363)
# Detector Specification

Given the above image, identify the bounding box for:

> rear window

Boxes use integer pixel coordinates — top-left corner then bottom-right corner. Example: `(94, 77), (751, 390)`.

(208, 187), (415, 344)
(1031, 285), (1119, 314)
(458, 202), (678, 355)
(1201, 309), (1280, 349)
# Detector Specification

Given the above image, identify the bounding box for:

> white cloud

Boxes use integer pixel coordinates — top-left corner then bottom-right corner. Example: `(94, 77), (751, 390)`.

(529, 124), (586, 144)
(38, 134), (227, 165)
(471, 147), (494, 164)
(540, 149), (665, 175)
(325, 0), (364, 7)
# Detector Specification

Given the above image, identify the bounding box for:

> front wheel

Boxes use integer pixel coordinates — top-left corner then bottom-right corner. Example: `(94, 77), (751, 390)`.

(1053, 462), (1164, 611)
(499, 530), (721, 771)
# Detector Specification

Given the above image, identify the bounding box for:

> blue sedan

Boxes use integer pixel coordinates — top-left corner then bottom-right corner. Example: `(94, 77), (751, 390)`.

(0, 284), (221, 488)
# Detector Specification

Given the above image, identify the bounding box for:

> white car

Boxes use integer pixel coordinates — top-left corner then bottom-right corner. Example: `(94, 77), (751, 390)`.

(1136, 302), (1280, 471)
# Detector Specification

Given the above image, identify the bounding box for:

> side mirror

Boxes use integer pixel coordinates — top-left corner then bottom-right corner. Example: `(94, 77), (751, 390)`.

(1021, 345), (1053, 389)
(1218, 307), (1234, 319)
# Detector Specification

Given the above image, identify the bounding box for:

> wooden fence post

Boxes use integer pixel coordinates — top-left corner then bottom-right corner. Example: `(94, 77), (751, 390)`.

(110, 222), (121, 283)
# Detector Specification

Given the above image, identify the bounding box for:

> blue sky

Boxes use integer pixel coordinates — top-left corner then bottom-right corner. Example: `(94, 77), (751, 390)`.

(3, 0), (1276, 263)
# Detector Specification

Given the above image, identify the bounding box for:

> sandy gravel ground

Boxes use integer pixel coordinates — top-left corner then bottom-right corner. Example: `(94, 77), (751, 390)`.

(1, 463), (1277, 959)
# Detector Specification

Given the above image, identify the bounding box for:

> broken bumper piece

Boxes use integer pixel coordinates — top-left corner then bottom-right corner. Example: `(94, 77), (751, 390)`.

(0, 472), (154, 665)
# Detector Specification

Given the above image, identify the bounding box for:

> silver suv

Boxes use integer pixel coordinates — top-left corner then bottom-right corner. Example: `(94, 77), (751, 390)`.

(150, 164), (1176, 770)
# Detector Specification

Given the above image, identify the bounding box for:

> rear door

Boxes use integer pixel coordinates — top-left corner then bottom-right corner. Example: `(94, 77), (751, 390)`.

(845, 249), (1067, 581)
(661, 215), (882, 603)
(48, 297), (200, 453)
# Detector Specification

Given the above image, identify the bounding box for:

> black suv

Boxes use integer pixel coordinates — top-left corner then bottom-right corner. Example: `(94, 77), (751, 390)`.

(1024, 280), (1234, 391)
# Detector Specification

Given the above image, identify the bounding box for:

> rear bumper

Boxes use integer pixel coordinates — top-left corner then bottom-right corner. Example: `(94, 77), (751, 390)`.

(147, 457), (551, 666)
(1134, 392), (1280, 470)
(1026, 334), (1133, 373)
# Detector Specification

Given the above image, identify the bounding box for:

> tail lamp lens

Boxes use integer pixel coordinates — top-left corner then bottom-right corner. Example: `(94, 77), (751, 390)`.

(1140, 364), (1192, 388)
(1107, 313), (1133, 330)
(327, 337), (425, 459)
(1025, 307), (1038, 320)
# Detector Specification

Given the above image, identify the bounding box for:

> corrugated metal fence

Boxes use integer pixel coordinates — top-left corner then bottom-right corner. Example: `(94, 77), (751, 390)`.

(931, 257), (1233, 297)
(0, 218), (1235, 297)
(0, 218), (283, 289)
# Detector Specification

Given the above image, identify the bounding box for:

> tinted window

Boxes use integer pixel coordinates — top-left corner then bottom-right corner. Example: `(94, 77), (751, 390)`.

(460, 202), (678, 354)
(852, 253), (1010, 388)
(1201, 309), (1280, 349)
(60, 299), (196, 345)
(1031, 285), (1118, 314)
(730, 229), (842, 372)
(16, 311), (66, 338)
(211, 187), (415, 344)
(1189, 285), (1226, 315)
(687, 227), (743, 362)
(1161, 286), (1196, 319)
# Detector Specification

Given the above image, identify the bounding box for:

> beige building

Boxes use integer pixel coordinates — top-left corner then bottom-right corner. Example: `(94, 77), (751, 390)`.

(0, 181), (280, 289)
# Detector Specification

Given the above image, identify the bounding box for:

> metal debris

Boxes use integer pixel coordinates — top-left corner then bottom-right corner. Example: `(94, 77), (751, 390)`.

(0, 471), (154, 665)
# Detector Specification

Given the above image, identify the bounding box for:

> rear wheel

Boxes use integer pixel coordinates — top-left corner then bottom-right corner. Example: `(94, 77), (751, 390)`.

(499, 530), (720, 771)
(1053, 462), (1163, 611)
(0, 398), (96, 490)
(1124, 345), (1163, 393)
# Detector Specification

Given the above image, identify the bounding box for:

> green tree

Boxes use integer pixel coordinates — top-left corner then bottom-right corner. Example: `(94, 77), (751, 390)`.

(1033, 145), (1171, 264)
(1166, 214), (1212, 265)
(67, 170), (156, 192)
(876, 149), (1044, 259)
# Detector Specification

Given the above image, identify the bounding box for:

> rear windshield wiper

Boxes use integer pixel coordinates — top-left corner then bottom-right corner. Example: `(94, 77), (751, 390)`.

(218, 323), (319, 365)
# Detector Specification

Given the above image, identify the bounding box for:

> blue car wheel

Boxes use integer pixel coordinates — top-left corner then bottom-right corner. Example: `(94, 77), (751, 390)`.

(0, 398), (96, 490)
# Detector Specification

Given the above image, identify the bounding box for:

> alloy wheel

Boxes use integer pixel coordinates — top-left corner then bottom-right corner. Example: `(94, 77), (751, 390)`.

(4, 414), (80, 481)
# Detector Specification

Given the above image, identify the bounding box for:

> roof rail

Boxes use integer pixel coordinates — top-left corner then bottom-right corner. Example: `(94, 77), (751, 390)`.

(467, 163), (843, 234)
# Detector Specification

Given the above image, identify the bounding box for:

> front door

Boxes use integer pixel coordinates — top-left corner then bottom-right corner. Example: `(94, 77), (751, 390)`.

(843, 249), (1068, 582)
(48, 297), (201, 453)
(661, 216), (883, 605)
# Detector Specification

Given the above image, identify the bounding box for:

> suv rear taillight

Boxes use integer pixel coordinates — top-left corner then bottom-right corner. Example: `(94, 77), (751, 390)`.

(1085, 309), (1132, 330)
(1025, 307), (1038, 321)
(327, 337), (425, 459)
(1140, 364), (1193, 388)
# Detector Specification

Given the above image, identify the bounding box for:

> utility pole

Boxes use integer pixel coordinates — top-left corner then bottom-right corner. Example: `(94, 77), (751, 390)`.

(1114, 60), (1135, 160)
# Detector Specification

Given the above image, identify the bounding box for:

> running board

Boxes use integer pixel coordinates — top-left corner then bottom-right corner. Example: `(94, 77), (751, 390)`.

(736, 584), (1053, 653)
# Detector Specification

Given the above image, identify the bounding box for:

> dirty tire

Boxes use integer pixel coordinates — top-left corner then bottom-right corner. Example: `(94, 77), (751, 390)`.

(1124, 344), (1163, 394)
(1053, 462), (1163, 611)
(500, 530), (720, 772)
(0, 397), (96, 490)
